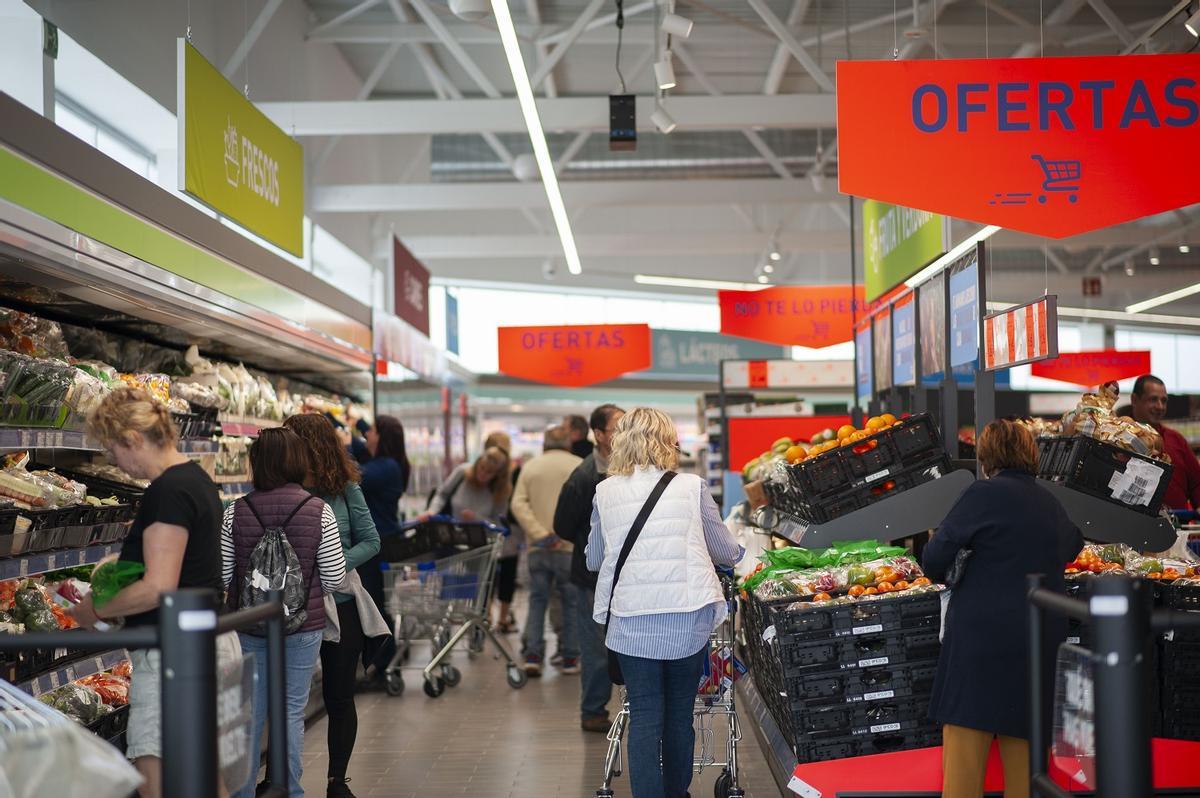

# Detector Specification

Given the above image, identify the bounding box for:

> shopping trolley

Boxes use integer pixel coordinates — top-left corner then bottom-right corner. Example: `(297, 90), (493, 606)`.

(596, 572), (746, 798)
(380, 516), (528, 698)
(1031, 153), (1080, 204)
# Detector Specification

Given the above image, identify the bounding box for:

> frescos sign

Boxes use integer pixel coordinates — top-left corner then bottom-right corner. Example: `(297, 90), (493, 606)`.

(177, 40), (304, 255)
(719, 286), (870, 348)
(837, 54), (1200, 238)
(497, 324), (651, 387)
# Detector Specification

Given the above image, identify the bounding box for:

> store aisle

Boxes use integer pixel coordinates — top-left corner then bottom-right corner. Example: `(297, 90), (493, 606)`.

(299, 633), (779, 797)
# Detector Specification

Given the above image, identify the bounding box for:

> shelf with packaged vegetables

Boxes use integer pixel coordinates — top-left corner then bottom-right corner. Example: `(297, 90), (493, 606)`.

(0, 426), (218, 455)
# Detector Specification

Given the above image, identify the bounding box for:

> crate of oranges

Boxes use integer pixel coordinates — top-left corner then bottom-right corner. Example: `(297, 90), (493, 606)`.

(783, 414), (944, 505)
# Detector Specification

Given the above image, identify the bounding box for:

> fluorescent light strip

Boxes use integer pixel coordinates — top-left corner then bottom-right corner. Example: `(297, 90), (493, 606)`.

(904, 225), (1002, 289)
(491, 0), (582, 275)
(989, 301), (1200, 328)
(635, 274), (768, 291)
(1126, 281), (1200, 314)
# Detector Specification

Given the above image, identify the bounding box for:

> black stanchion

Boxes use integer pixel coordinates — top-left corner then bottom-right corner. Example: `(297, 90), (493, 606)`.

(1090, 576), (1153, 798)
(160, 589), (219, 798)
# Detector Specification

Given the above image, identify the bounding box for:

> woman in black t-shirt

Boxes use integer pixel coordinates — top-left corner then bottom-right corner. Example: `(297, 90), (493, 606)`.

(69, 387), (224, 798)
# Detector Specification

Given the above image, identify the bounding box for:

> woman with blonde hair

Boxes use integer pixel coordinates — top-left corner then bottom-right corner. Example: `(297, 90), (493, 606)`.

(68, 388), (226, 798)
(483, 432), (523, 632)
(586, 407), (742, 798)
(420, 445), (512, 523)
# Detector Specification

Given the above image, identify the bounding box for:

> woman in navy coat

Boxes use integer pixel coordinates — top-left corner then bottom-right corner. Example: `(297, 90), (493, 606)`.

(922, 419), (1083, 798)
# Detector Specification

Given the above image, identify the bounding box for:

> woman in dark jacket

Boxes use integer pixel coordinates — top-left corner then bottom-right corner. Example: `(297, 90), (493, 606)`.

(356, 415), (411, 685)
(923, 419), (1083, 798)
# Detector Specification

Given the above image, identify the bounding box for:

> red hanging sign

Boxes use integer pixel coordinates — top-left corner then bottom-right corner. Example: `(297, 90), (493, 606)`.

(1031, 350), (1152, 386)
(837, 54), (1200, 238)
(719, 285), (869, 348)
(497, 324), (652, 387)
(983, 296), (1059, 371)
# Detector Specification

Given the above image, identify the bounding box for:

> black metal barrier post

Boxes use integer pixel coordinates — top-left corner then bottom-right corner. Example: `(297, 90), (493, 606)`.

(1027, 574), (1154, 798)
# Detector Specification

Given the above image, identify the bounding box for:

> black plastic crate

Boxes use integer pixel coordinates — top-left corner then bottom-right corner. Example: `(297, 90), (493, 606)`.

(780, 629), (942, 676)
(1162, 580), (1200, 612)
(1162, 710), (1200, 743)
(791, 697), (933, 738)
(888, 414), (942, 459)
(1163, 642), (1200, 674)
(788, 453), (852, 498)
(792, 725), (943, 764)
(1037, 435), (1173, 516)
(773, 590), (943, 641)
(798, 454), (954, 525)
(785, 659), (939, 709)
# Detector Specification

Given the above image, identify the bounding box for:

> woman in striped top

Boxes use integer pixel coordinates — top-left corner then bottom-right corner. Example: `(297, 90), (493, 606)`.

(221, 427), (346, 798)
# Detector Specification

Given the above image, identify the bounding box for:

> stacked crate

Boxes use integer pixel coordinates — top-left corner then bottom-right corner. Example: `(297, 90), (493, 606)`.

(774, 414), (952, 524)
(743, 590), (944, 762)
(1160, 580), (1200, 742)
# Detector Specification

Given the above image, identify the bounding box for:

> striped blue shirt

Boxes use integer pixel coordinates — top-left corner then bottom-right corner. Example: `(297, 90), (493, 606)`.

(587, 483), (743, 661)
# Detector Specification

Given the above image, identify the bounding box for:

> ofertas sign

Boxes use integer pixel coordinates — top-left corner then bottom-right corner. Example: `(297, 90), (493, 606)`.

(983, 296), (1059, 371)
(1031, 350), (1151, 386)
(837, 54), (1200, 238)
(497, 324), (651, 387)
(719, 285), (868, 348)
(863, 200), (944, 302)
(177, 40), (303, 255)
(392, 238), (430, 337)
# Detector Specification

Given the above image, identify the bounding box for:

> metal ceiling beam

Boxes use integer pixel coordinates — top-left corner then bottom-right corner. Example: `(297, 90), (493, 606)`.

(539, 0), (654, 46)
(1044, 248), (1071, 275)
(408, 0), (501, 98)
(258, 94), (837, 135)
(1013, 0), (1086, 57)
(396, 231), (853, 259)
(555, 131), (590, 173)
(223, 0), (285, 78)
(673, 44), (792, 180)
(529, 0), (607, 89)
(763, 0), (811, 95)
(745, 0), (835, 92)
(312, 178), (836, 213)
(1119, 0), (1191, 54)
(307, 0), (383, 38)
(1085, 0), (1137, 48)
(314, 40), (404, 172)
(524, 0), (557, 97)
(1065, 17), (1155, 47)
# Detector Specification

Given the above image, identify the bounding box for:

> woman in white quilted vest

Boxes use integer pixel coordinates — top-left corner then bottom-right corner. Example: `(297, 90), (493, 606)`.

(587, 407), (743, 798)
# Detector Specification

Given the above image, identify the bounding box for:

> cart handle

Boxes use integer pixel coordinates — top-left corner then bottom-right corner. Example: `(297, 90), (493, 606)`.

(398, 514), (509, 536)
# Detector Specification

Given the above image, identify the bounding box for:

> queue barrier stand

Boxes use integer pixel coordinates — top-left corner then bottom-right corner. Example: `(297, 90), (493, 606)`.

(0, 588), (290, 798)
(1027, 574), (1200, 798)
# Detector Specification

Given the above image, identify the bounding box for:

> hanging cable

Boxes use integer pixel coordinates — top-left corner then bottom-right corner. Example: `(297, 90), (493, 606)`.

(843, 0), (852, 60)
(615, 0), (627, 93)
(1040, 0), (1045, 57)
(893, 0), (898, 59)
(984, 0), (989, 57)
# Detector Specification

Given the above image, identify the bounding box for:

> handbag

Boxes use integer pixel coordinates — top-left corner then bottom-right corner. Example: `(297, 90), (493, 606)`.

(944, 547), (972, 587)
(604, 471), (677, 686)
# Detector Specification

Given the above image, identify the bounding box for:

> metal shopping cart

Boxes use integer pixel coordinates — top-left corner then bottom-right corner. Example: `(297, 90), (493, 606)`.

(596, 572), (746, 798)
(381, 516), (528, 698)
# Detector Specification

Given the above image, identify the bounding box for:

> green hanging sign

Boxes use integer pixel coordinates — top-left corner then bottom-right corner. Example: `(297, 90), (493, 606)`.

(863, 199), (944, 302)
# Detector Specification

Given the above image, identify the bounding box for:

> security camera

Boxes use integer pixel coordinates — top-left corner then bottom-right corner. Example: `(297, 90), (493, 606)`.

(542, 259), (557, 280)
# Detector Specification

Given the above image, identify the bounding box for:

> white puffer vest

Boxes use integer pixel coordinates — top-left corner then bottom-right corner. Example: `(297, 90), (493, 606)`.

(592, 468), (725, 626)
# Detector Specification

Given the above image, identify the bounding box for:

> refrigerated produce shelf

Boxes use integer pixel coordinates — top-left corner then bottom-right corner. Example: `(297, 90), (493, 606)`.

(0, 428), (218, 455)
(17, 648), (129, 697)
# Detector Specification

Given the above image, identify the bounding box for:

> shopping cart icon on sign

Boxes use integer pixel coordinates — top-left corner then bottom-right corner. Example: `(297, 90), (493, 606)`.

(1031, 154), (1080, 204)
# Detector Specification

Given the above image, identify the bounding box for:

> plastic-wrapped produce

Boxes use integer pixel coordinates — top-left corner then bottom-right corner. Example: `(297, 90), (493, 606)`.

(0, 307), (69, 359)
(66, 368), (111, 417)
(38, 683), (113, 724)
(171, 379), (227, 409)
(118, 373), (171, 406)
(12, 582), (58, 631)
(78, 672), (130, 706)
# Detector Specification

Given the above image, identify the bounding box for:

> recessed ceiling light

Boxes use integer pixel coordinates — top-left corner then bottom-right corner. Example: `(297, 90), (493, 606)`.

(769, 251), (782, 262)
(1180, 244), (1190, 254)
(757, 275), (769, 284)
(763, 264), (775, 274)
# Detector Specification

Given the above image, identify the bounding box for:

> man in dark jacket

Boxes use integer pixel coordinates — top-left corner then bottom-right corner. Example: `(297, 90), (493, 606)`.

(554, 403), (624, 732)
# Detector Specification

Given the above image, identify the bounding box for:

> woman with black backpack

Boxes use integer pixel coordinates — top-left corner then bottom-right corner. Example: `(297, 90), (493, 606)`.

(221, 427), (347, 798)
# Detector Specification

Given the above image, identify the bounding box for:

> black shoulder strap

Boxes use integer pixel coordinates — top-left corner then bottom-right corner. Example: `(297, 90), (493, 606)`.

(604, 471), (677, 631)
(434, 470), (466, 515)
(244, 493), (317, 530)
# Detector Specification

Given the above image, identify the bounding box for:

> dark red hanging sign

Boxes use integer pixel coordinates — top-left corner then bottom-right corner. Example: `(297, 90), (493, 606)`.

(1031, 350), (1151, 386)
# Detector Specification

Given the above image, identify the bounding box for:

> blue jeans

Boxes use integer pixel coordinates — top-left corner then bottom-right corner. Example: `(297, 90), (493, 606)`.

(617, 646), (708, 798)
(236, 629), (323, 798)
(577, 586), (612, 718)
(524, 549), (579, 659)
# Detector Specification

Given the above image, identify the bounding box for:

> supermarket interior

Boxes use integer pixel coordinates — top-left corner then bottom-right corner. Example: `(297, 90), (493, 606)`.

(4, 0), (1200, 797)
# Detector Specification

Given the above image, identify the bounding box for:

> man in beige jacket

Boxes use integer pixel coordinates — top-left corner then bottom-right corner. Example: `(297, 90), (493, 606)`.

(511, 425), (582, 676)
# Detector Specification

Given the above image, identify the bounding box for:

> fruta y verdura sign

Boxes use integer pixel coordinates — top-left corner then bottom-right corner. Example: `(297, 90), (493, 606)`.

(838, 54), (1200, 238)
(863, 200), (944, 301)
(178, 40), (304, 255)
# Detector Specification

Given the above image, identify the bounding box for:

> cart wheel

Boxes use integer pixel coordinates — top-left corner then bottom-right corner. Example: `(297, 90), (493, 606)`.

(596, 791), (614, 798)
(469, 627), (486, 653)
(506, 665), (528, 689)
(423, 677), (445, 698)
(714, 770), (731, 798)
(727, 790), (744, 798)
(385, 672), (405, 697)
(441, 665), (462, 687)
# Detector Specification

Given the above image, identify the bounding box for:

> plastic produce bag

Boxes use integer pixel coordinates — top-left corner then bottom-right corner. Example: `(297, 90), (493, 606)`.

(37, 684), (111, 724)
(12, 583), (57, 631)
(90, 560), (145, 609)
